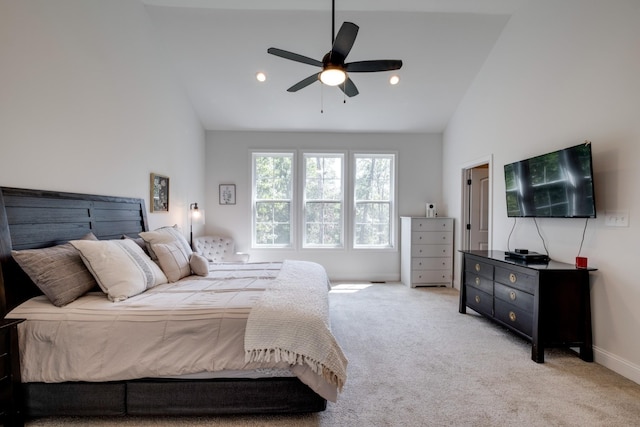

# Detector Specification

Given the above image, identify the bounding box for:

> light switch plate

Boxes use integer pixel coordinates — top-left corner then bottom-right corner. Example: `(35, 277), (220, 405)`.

(604, 210), (629, 227)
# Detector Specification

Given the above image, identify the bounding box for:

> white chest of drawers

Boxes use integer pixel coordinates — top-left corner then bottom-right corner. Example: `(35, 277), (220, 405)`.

(400, 217), (453, 287)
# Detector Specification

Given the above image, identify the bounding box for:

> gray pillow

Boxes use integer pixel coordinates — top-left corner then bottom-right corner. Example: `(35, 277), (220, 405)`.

(12, 242), (98, 307)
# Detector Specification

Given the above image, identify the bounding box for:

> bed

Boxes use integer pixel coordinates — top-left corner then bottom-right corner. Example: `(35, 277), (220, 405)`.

(0, 186), (347, 418)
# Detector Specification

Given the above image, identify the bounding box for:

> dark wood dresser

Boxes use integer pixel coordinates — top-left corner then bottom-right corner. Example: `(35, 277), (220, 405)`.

(459, 250), (595, 363)
(0, 318), (25, 427)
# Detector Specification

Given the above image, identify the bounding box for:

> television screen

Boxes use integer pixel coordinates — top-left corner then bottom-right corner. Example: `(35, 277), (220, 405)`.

(504, 143), (596, 218)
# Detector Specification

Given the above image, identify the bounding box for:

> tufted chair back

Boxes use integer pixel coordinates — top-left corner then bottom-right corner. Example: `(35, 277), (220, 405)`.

(192, 236), (237, 263)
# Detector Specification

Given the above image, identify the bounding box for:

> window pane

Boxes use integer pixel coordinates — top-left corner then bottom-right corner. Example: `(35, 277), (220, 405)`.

(305, 201), (342, 245)
(355, 202), (391, 245)
(355, 156), (391, 201)
(255, 155), (292, 199)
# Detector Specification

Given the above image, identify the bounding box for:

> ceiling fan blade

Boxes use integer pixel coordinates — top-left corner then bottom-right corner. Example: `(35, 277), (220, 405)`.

(268, 48), (323, 67)
(331, 22), (359, 60)
(339, 77), (359, 97)
(346, 60), (403, 73)
(287, 73), (321, 92)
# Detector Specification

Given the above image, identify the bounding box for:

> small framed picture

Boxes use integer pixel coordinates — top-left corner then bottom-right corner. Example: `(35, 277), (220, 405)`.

(219, 184), (236, 205)
(150, 173), (169, 212)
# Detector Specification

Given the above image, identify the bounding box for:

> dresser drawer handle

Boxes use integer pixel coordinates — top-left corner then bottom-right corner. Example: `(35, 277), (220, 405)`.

(509, 290), (517, 301)
(509, 273), (517, 283)
(509, 311), (517, 322)
(475, 277), (480, 286)
(475, 263), (481, 272)
(475, 295), (481, 304)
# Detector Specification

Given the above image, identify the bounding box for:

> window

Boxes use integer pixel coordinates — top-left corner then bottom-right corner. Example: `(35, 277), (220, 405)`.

(353, 153), (395, 248)
(303, 153), (344, 248)
(252, 153), (294, 247)
(252, 150), (396, 250)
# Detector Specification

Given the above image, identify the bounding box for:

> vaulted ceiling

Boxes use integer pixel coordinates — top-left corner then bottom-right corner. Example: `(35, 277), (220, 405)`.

(143, 0), (526, 133)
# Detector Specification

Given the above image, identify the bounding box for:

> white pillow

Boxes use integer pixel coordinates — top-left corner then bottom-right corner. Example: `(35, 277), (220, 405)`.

(189, 253), (209, 277)
(70, 239), (168, 302)
(151, 241), (192, 282)
(139, 225), (192, 260)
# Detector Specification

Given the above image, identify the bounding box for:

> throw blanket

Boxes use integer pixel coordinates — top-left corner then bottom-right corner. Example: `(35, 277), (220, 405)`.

(245, 260), (348, 394)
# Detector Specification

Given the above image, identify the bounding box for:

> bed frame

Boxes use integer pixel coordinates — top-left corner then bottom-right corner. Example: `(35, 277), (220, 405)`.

(0, 186), (326, 417)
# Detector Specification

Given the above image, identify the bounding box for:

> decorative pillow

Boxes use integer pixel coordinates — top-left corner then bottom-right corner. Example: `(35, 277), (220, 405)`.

(189, 253), (209, 277)
(151, 241), (192, 282)
(139, 225), (192, 260)
(70, 239), (167, 302)
(11, 241), (98, 307)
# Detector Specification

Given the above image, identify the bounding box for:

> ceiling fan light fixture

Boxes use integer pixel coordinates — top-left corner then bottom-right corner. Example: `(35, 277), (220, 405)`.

(389, 75), (400, 85)
(320, 68), (346, 86)
(256, 72), (267, 82)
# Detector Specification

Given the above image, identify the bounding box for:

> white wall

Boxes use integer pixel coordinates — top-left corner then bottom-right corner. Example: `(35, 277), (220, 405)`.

(0, 0), (205, 232)
(205, 131), (442, 281)
(443, 0), (640, 383)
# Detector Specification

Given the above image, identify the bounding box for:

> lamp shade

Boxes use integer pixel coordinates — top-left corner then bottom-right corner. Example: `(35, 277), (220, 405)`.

(320, 68), (346, 86)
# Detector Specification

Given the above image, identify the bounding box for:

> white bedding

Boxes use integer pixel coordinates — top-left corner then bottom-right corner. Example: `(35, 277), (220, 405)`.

(8, 261), (345, 402)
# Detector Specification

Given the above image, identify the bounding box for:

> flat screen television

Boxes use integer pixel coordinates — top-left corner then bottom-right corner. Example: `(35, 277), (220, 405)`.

(504, 143), (596, 218)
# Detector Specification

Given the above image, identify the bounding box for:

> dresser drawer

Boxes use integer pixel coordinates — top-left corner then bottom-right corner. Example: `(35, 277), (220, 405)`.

(411, 244), (452, 257)
(464, 272), (493, 295)
(412, 257), (451, 270)
(465, 286), (493, 317)
(495, 266), (536, 294)
(411, 219), (452, 232)
(465, 257), (494, 280)
(412, 270), (451, 284)
(494, 283), (534, 313)
(411, 231), (452, 245)
(494, 299), (533, 337)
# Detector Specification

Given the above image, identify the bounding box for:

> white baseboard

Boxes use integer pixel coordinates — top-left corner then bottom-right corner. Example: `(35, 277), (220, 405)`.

(594, 345), (640, 386)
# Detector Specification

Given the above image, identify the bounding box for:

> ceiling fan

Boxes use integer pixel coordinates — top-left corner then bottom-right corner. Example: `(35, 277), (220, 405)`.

(267, 0), (403, 97)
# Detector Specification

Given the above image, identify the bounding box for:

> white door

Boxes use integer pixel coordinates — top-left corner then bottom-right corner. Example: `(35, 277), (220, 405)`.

(466, 166), (489, 250)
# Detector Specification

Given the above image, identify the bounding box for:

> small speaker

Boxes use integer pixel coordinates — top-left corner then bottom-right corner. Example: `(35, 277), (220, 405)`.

(426, 203), (436, 218)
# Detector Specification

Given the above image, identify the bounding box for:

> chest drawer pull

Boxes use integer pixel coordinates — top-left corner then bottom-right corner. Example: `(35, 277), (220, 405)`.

(509, 273), (517, 283)
(509, 311), (517, 322)
(475, 295), (481, 304)
(475, 263), (481, 272)
(509, 290), (517, 301)
(475, 277), (480, 286)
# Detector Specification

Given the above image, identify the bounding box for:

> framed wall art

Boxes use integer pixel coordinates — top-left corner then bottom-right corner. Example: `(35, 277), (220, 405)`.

(219, 184), (236, 205)
(150, 173), (169, 212)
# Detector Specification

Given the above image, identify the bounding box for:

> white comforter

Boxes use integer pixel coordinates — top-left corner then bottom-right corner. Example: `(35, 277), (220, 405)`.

(8, 261), (345, 402)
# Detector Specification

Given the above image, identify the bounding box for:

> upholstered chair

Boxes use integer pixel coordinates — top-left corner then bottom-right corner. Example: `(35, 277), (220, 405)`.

(191, 236), (250, 264)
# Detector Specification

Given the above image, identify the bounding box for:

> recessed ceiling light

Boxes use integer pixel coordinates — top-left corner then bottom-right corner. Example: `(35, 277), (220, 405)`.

(389, 75), (400, 85)
(256, 72), (267, 82)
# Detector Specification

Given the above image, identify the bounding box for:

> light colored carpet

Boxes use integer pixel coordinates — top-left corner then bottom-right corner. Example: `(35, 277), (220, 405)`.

(26, 283), (640, 426)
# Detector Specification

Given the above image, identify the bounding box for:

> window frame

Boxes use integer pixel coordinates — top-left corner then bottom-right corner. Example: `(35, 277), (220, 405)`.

(351, 152), (397, 250)
(301, 152), (345, 249)
(250, 149), (397, 251)
(251, 151), (296, 249)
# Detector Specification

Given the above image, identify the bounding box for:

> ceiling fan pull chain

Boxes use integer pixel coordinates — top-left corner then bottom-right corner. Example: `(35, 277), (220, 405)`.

(321, 83), (324, 113)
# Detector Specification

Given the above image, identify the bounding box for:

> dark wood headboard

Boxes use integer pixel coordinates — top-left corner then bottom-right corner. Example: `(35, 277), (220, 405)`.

(0, 187), (148, 317)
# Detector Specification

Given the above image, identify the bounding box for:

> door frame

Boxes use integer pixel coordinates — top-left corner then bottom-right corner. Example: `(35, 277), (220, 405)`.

(460, 155), (493, 251)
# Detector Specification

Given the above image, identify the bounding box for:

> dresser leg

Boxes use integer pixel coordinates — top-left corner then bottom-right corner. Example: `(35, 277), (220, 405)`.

(579, 345), (594, 362)
(531, 344), (545, 363)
